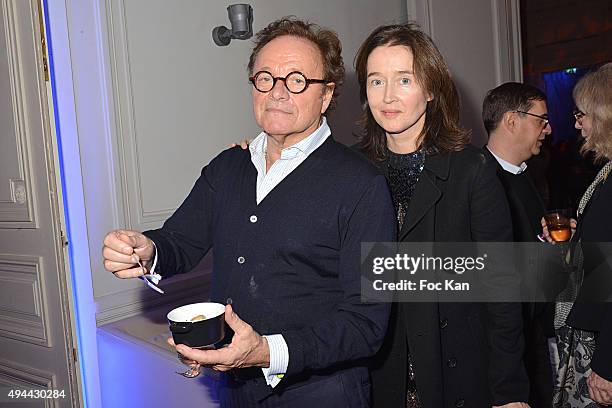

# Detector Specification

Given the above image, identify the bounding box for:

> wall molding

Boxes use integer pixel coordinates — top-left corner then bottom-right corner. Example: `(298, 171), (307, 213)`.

(104, 0), (175, 232)
(0, 255), (50, 346)
(95, 272), (212, 326)
(491, 0), (523, 84)
(0, 357), (58, 407)
(406, 0), (433, 35)
(0, 358), (54, 388)
(0, 0), (36, 229)
(407, 0), (522, 85)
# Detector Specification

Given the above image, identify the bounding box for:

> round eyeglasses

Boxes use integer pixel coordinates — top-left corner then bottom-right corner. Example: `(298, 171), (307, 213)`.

(249, 71), (329, 94)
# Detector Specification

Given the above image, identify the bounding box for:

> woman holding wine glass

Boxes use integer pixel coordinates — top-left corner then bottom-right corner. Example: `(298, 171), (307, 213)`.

(542, 62), (612, 407)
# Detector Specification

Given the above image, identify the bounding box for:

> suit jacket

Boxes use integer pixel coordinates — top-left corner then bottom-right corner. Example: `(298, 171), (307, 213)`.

(482, 148), (545, 241)
(483, 147), (554, 407)
(370, 146), (529, 408)
(567, 172), (612, 381)
(483, 148), (555, 326)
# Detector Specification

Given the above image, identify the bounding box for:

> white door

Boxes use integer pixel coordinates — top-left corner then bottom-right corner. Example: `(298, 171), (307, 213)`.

(0, 0), (80, 406)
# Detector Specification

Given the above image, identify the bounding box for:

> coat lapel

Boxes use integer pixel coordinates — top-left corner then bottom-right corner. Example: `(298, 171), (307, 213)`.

(397, 152), (449, 241)
(483, 146), (546, 239)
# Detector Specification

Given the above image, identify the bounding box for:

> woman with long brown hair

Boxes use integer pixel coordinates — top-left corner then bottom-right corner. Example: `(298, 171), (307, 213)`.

(355, 23), (529, 408)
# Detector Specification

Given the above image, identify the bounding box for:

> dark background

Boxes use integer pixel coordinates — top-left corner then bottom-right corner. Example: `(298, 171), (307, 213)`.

(520, 0), (611, 212)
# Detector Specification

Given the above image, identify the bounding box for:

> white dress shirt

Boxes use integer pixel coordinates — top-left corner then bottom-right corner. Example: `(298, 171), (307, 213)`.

(487, 147), (528, 175)
(249, 117), (331, 386)
(249, 117), (331, 204)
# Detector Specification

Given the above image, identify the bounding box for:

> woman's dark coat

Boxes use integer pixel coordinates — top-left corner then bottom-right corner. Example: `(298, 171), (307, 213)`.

(370, 146), (529, 408)
(567, 172), (612, 381)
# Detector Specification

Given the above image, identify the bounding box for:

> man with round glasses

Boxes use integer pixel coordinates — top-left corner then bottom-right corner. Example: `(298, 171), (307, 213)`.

(102, 17), (395, 407)
(250, 71), (330, 94)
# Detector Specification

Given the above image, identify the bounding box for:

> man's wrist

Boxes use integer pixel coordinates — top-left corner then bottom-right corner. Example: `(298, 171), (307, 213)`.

(261, 334), (288, 388)
(146, 241), (159, 275)
(257, 336), (270, 367)
(262, 334), (288, 374)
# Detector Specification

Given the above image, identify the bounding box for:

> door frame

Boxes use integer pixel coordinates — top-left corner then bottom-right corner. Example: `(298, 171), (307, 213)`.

(43, 0), (103, 406)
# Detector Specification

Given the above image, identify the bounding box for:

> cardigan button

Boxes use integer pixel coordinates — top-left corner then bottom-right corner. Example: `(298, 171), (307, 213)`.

(455, 398), (465, 407)
(447, 357), (457, 368)
(250, 215), (258, 223)
(237, 256), (245, 264)
(440, 318), (448, 329)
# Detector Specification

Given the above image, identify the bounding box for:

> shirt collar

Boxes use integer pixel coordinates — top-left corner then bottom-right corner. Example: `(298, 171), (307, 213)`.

(249, 117), (331, 160)
(487, 147), (527, 175)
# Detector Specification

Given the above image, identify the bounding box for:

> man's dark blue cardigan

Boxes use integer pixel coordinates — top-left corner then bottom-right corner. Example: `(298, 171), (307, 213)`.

(144, 137), (395, 383)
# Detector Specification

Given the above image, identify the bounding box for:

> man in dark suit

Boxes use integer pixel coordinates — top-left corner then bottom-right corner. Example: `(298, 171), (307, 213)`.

(482, 82), (554, 407)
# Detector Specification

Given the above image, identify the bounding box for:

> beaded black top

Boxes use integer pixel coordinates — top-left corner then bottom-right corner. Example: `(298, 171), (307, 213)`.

(386, 148), (426, 230)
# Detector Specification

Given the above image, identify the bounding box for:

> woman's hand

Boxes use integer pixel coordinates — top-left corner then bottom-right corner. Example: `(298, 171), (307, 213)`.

(492, 402), (530, 408)
(588, 371), (612, 405)
(539, 217), (577, 243)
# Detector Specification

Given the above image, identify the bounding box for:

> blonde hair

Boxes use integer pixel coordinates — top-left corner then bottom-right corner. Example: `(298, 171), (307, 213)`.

(573, 62), (612, 161)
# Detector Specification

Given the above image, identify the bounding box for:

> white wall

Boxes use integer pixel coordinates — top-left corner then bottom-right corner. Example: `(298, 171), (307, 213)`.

(62, 0), (407, 324)
(407, 0), (522, 145)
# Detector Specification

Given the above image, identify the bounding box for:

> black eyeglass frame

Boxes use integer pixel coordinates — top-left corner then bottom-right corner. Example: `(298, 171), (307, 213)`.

(573, 108), (585, 122)
(514, 110), (550, 128)
(249, 70), (330, 94)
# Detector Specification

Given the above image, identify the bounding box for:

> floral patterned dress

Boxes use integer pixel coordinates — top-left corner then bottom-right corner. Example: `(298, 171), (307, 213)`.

(552, 161), (612, 408)
(553, 325), (599, 407)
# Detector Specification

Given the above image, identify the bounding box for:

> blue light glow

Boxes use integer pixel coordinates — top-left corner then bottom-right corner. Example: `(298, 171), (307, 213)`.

(41, 1), (88, 405)
(42, 1), (98, 406)
(542, 67), (589, 144)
